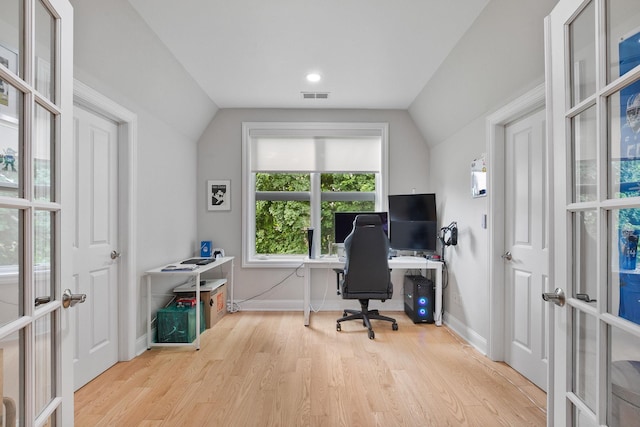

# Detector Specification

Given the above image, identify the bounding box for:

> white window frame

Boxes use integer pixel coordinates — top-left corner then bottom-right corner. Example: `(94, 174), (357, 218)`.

(242, 122), (389, 267)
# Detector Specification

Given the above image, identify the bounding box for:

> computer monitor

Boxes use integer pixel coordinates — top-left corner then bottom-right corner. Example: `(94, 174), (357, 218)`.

(334, 211), (388, 244)
(389, 220), (437, 252)
(388, 193), (437, 221)
(388, 193), (437, 252)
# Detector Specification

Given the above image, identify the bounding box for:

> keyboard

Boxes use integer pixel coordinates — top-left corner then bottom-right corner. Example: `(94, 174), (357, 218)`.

(180, 258), (215, 265)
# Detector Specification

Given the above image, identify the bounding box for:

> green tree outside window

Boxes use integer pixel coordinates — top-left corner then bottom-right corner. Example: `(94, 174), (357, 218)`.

(255, 172), (376, 255)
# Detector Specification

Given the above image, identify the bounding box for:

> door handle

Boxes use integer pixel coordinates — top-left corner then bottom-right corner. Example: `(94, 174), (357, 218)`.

(34, 296), (51, 306)
(542, 288), (565, 307)
(501, 251), (512, 261)
(576, 293), (596, 303)
(62, 289), (86, 309)
(111, 250), (121, 260)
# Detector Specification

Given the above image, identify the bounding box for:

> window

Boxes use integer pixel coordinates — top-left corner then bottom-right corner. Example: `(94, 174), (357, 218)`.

(242, 122), (389, 267)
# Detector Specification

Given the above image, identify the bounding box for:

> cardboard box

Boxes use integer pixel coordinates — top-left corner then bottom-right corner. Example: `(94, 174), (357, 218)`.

(200, 284), (227, 328)
(174, 280), (227, 328)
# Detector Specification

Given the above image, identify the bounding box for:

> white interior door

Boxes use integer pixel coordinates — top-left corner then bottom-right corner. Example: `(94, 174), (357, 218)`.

(0, 0), (74, 425)
(548, 0), (640, 425)
(504, 108), (549, 391)
(71, 105), (119, 390)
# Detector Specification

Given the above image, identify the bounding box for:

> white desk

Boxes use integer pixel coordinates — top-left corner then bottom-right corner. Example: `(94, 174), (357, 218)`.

(145, 256), (234, 350)
(303, 256), (442, 326)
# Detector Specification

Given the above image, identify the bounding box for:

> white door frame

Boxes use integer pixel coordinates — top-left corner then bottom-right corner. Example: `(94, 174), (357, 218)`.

(73, 80), (138, 361)
(486, 82), (547, 361)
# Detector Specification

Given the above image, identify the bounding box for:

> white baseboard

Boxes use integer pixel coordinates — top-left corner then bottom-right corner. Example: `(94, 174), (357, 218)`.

(443, 311), (488, 355)
(136, 333), (151, 356)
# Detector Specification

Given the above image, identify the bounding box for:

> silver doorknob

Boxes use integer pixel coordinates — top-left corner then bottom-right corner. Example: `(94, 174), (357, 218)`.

(542, 288), (565, 307)
(110, 250), (121, 260)
(501, 251), (512, 261)
(62, 289), (86, 309)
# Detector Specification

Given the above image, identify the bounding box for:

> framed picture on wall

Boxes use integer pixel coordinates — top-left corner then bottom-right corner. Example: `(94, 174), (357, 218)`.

(207, 179), (231, 211)
(0, 44), (19, 124)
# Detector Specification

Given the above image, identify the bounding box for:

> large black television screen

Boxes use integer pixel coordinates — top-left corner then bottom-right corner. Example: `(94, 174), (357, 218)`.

(334, 212), (388, 244)
(388, 193), (436, 221)
(389, 220), (437, 252)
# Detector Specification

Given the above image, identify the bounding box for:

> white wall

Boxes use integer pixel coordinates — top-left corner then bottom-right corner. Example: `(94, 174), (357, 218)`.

(429, 116), (490, 342)
(71, 0), (219, 339)
(196, 108), (429, 311)
(70, 0), (218, 142)
(409, 0), (558, 147)
(409, 0), (558, 350)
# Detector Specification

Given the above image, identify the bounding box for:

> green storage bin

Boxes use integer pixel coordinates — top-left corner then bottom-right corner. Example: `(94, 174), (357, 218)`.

(156, 301), (205, 343)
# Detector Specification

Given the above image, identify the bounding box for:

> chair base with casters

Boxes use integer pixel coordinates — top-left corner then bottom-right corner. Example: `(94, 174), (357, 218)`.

(336, 298), (398, 339)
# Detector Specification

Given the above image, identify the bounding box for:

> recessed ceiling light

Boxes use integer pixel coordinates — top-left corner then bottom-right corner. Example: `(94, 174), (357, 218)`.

(306, 73), (321, 83)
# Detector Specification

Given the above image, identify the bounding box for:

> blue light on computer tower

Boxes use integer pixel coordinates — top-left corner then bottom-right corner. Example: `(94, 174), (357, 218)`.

(417, 296), (428, 318)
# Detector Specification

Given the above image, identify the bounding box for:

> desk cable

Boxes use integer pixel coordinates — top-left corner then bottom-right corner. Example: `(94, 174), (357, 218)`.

(232, 263), (304, 311)
(308, 268), (331, 313)
(440, 260), (449, 319)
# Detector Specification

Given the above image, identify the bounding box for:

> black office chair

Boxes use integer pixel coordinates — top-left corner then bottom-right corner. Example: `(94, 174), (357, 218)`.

(336, 214), (398, 339)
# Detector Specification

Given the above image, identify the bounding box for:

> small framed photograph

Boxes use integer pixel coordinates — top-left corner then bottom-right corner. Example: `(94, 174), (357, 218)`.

(0, 44), (19, 124)
(207, 180), (231, 211)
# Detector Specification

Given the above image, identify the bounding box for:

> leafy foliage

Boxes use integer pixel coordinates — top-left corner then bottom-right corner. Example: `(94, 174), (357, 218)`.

(255, 173), (309, 254)
(255, 173), (375, 255)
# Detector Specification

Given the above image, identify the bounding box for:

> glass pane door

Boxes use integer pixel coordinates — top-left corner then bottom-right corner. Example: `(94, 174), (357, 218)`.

(0, 0), (72, 425)
(550, 0), (640, 425)
(605, 0), (640, 423)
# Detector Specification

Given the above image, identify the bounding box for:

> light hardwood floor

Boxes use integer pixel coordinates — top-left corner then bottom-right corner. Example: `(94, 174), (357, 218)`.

(74, 311), (546, 426)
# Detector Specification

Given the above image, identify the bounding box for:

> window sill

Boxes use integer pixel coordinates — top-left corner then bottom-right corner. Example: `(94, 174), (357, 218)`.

(243, 255), (306, 269)
(243, 254), (342, 268)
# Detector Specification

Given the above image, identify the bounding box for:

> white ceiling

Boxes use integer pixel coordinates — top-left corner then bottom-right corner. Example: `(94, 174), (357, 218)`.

(127, 0), (489, 110)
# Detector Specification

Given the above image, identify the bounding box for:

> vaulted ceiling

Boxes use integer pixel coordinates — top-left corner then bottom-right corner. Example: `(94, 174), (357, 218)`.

(127, 0), (489, 110)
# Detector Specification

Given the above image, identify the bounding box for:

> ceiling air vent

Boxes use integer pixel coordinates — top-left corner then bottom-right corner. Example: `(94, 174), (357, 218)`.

(301, 92), (330, 100)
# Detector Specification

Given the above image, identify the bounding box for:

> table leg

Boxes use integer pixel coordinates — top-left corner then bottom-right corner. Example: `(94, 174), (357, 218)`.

(146, 275), (151, 349)
(195, 272), (201, 350)
(435, 264), (443, 326)
(229, 259), (234, 312)
(304, 264), (311, 326)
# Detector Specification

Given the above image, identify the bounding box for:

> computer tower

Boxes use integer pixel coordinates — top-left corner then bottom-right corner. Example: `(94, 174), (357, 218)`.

(404, 275), (435, 323)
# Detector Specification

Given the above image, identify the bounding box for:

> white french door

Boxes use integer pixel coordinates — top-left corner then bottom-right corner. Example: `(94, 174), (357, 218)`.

(548, 0), (640, 425)
(0, 0), (74, 425)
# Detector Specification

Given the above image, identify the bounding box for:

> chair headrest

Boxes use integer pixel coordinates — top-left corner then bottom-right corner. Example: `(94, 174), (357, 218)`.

(355, 214), (382, 227)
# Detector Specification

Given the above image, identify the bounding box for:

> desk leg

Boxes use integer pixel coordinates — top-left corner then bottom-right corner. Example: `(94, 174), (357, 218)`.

(229, 259), (234, 312)
(146, 275), (151, 349)
(304, 264), (311, 326)
(435, 264), (443, 326)
(195, 273), (201, 350)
